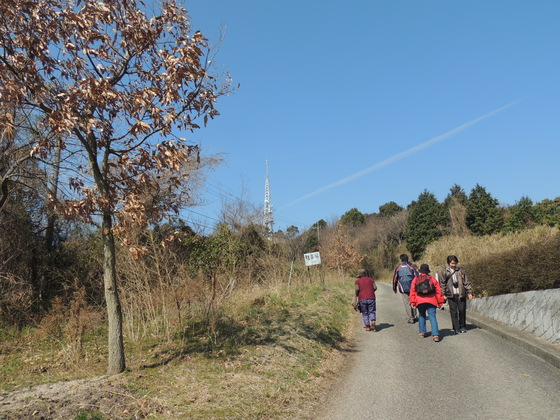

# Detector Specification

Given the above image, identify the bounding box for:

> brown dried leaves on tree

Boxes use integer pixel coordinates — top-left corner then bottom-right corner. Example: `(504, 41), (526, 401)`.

(0, 0), (231, 234)
(0, 0), (233, 374)
(320, 226), (364, 276)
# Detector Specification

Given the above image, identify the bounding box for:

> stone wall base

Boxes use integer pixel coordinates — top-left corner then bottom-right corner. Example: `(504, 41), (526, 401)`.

(468, 288), (560, 344)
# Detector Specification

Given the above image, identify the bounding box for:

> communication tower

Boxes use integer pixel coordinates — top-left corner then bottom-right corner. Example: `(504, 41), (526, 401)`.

(263, 160), (274, 236)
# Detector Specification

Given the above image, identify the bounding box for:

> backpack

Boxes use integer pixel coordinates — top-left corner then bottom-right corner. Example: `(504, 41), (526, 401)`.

(415, 274), (435, 296)
(396, 263), (416, 293)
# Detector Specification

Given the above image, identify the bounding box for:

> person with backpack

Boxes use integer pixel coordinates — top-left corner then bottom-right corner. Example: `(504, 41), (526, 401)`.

(354, 269), (378, 331)
(440, 255), (473, 334)
(409, 264), (445, 342)
(392, 254), (419, 323)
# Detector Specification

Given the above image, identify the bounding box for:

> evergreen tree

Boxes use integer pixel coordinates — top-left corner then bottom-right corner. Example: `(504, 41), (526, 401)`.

(466, 184), (504, 236)
(534, 198), (560, 227)
(378, 201), (403, 218)
(406, 190), (446, 260)
(340, 208), (365, 227)
(304, 230), (319, 252)
(504, 196), (536, 232)
(286, 225), (299, 238)
(443, 184), (468, 208)
(304, 219), (326, 252)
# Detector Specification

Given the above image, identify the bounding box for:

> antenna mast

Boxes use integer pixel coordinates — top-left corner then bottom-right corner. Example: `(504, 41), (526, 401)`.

(263, 160), (274, 236)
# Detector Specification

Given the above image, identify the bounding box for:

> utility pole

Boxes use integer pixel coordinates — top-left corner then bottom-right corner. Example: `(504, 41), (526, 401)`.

(263, 160), (274, 236)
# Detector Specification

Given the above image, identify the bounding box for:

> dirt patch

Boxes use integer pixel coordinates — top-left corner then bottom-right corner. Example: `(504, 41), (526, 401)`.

(0, 376), (169, 419)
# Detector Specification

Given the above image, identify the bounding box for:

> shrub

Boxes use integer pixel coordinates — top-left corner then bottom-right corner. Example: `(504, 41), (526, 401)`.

(466, 232), (560, 295)
(422, 226), (560, 296)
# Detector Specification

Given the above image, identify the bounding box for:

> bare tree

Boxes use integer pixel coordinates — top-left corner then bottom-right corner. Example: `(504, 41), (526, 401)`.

(0, 108), (45, 210)
(0, 0), (232, 374)
(219, 183), (262, 232)
(320, 225), (363, 277)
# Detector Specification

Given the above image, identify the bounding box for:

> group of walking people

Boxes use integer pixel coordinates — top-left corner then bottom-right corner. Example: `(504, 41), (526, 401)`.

(353, 253), (473, 341)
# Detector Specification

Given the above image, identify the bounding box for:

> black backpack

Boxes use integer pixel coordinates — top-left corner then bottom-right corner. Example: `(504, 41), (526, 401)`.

(415, 274), (435, 296)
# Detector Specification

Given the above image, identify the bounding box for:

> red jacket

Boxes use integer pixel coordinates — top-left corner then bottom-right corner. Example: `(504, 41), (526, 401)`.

(409, 274), (445, 307)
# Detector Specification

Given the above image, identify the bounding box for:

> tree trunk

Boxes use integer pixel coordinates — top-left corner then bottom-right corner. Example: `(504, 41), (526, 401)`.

(45, 137), (62, 252)
(102, 212), (126, 374)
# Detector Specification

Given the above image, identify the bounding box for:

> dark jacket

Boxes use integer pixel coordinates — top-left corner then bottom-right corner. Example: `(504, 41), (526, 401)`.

(392, 262), (418, 294)
(440, 266), (472, 299)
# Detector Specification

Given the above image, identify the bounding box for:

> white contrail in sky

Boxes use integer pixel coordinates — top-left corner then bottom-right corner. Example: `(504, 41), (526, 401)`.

(282, 101), (519, 209)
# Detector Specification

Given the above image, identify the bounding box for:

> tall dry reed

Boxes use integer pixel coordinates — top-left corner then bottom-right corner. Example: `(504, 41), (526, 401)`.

(421, 225), (560, 295)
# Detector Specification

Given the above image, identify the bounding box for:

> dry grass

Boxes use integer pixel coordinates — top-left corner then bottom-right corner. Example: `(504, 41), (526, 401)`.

(421, 225), (559, 274)
(420, 225), (560, 295)
(0, 274), (355, 419)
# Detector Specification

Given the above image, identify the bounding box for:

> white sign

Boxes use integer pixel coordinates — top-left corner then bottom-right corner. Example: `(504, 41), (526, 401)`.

(304, 252), (321, 266)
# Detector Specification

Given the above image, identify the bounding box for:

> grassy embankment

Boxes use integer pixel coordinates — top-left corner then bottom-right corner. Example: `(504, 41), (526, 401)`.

(0, 275), (356, 419)
(3, 227), (557, 418)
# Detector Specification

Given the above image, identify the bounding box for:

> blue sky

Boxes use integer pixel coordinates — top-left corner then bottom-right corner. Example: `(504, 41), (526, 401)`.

(182, 0), (560, 233)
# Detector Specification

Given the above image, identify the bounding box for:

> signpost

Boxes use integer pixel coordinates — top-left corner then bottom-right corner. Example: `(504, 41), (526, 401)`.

(303, 252), (323, 284)
(304, 252), (321, 266)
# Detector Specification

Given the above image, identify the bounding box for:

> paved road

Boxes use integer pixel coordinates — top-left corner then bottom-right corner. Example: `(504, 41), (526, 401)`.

(317, 282), (560, 420)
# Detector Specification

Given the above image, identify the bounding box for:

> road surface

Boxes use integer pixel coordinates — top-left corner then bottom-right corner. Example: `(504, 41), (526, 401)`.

(317, 282), (560, 420)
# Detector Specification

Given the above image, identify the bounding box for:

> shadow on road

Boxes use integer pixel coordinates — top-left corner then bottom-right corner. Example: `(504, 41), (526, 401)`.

(437, 325), (480, 340)
(372, 322), (394, 332)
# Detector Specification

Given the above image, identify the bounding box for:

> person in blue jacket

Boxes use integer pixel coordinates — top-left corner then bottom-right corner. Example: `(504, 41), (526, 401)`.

(392, 254), (419, 323)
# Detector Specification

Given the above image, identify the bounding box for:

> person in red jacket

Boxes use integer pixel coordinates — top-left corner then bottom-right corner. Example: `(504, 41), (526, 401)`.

(409, 264), (445, 342)
(355, 269), (378, 331)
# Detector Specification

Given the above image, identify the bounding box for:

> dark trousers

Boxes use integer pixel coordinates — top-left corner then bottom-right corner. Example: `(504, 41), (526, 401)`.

(447, 295), (466, 330)
(359, 299), (376, 327)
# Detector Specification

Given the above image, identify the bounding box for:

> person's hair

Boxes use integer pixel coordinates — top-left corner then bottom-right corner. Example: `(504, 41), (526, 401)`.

(447, 255), (459, 264)
(400, 254), (409, 262)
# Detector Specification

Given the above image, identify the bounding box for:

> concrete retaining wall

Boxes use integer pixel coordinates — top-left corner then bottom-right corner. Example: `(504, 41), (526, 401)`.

(467, 288), (560, 344)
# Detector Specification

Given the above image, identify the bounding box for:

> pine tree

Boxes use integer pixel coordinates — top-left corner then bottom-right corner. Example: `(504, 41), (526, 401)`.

(443, 184), (468, 208)
(534, 198), (560, 227)
(504, 196), (536, 232)
(466, 184), (504, 236)
(378, 201), (404, 218)
(406, 190), (446, 260)
(340, 208), (365, 227)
